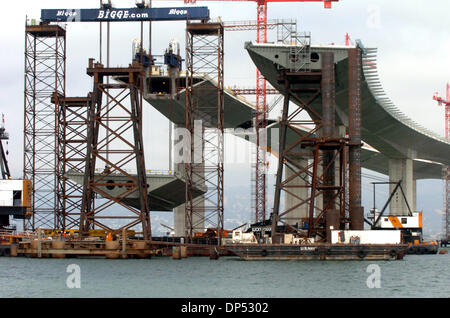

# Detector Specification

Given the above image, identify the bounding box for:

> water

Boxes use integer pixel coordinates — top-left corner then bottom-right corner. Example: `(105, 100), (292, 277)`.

(0, 252), (449, 298)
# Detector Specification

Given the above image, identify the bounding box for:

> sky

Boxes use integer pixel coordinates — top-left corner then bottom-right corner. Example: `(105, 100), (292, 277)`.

(0, 0), (448, 236)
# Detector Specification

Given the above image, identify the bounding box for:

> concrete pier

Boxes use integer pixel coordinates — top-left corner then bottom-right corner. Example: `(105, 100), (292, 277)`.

(173, 123), (205, 237)
(388, 158), (414, 215)
(284, 158), (309, 226)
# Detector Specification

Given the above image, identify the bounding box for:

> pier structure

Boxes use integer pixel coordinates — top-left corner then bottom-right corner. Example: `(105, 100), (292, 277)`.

(184, 22), (225, 244)
(270, 49), (361, 242)
(16, 2), (450, 252)
(245, 41), (450, 226)
(23, 24), (66, 231)
(53, 94), (91, 230)
(79, 60), (151, 240)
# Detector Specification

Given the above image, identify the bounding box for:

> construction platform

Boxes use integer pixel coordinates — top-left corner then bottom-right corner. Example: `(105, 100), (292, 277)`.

(0, 237), (442, 259)
(0, 240), (235, 259)
(225, 243), (408, 261)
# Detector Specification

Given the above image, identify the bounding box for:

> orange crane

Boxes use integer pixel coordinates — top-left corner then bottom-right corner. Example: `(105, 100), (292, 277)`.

(177, 0), (339, 223)
(433, 84), (450, 241)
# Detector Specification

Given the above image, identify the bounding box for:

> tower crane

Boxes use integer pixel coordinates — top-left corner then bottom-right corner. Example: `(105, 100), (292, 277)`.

(433, 83), (450, 138)
(432, 83), (450, 242)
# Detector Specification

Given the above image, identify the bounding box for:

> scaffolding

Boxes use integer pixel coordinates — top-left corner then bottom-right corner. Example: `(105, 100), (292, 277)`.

(23, 24), (66, 230)
(79, 59), (151, 240)
(185, 22), (225, 244)
(446, 166), (450, 241)
(53, 94), (91, 230)
(271, 50), (361, 242)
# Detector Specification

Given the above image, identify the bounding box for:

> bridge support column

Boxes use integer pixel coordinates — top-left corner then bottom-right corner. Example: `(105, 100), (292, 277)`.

(173, 124), (205, 237)
(284, 158), (309, 226)
(173, 162), (185, 237)
(388, 158), (414, 215)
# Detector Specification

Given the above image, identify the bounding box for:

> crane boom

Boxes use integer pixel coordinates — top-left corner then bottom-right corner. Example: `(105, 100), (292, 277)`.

(433, 83), (450, 242)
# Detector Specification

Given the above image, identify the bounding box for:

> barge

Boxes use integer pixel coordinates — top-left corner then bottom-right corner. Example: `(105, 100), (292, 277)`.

(226, 224), (409, 261)
(225, 243), (407, 261)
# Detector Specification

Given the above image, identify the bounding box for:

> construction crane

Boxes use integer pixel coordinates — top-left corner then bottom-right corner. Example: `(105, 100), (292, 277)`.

(433, 83), (450, 139)
(345, 32), (351, 46)
(0, 114), (11, 180)
(176, 0), (338, 223)
(433, 83), (450, 242)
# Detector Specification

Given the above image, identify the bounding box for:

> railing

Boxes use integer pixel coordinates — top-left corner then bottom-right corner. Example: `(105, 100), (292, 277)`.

(0, 230), (37, 240)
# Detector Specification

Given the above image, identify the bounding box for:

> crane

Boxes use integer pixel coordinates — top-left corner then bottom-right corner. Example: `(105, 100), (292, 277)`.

(433, 83), (450, 138)
(171, 0), (339, 223)
(181, 0), (338, 116)
(432, 83), (450, 242)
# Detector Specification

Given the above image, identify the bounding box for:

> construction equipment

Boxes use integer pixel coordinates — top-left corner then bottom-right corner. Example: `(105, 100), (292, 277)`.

(432, 83), (450, 242)
(24, 4), (211, 233)
(174, 0), (339, 224)
(0, 115), (32, 229)
(194, 228), (231, 239)
(0, 180), (32, 229)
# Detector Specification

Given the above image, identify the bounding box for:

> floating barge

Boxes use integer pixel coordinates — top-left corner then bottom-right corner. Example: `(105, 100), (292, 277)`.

(9, 239), (158, 259)
(0, 236), (232, 259)
(225, 243), (408, 261)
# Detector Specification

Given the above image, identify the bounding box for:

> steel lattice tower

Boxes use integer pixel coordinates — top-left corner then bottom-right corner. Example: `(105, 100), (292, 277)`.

(24, 23), (66, 230)
(433, 83), (450, 241)
(53, 94), (91, 230)
(185, 22), (225, 244)
(183, 0), (338, 224)
(79, 59), (151, 240)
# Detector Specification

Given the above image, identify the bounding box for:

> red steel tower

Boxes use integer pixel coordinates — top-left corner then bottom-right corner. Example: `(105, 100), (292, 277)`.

(433, 83), (450, 241)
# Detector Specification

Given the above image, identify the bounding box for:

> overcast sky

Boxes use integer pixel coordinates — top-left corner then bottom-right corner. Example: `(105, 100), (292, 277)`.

(0, 1), (448, 233)
(1, 0), (449, 175)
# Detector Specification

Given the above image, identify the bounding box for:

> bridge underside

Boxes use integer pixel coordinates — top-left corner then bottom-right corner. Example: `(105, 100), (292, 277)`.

(67, 172), (206, 211)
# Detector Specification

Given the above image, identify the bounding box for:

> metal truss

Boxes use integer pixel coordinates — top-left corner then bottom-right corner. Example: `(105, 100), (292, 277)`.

(185, 22), (225, 244)
(23, 24), (66, 230)
(53, 94), (91, 230)
(445, 166), (450, 240)
(272, 52), (355, 242)
(79, 60), (151, 240)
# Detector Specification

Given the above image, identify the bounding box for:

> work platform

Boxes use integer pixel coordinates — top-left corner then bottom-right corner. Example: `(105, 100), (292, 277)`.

(2, 238), (230, 259)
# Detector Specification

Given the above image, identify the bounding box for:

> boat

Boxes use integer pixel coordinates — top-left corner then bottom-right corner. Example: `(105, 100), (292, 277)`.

(225, 243), (407, 261)
(225, 223), (408, 261)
